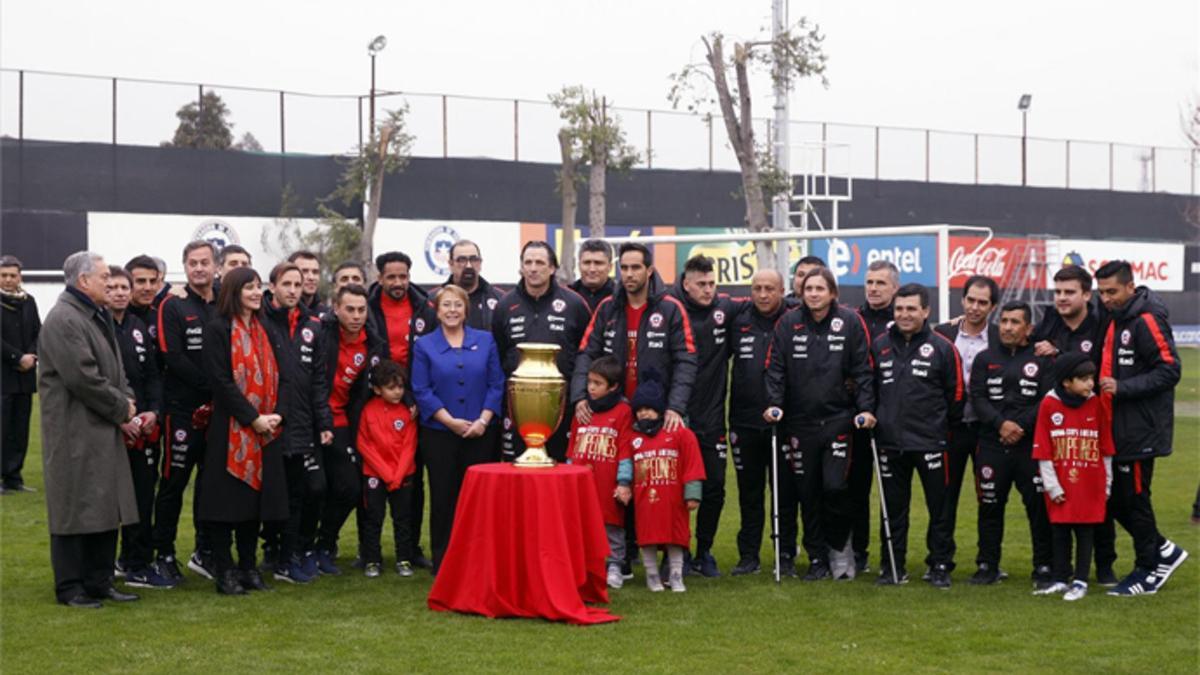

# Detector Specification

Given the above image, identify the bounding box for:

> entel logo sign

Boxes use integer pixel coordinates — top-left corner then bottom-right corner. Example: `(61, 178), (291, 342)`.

(829, 240), (925, 278)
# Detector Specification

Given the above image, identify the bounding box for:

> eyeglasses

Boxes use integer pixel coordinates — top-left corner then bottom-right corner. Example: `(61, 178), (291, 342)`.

(453, 256), (482, 266)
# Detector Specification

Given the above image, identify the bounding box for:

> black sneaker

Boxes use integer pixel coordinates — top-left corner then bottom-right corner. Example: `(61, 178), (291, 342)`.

(620, 560), (634, 580)
(1095, 566), (1119, 587)
(216, 569), (246, 595)
(156, 555), (184, 583)
(876, 568), (910, 585)
(125, 566), (179, 589)
(921, 566), (933, 582)
(412, 551), (433, 570)
(929, 563), (951, 589)
(188, 551), (215, 580)
(731, 557), (761, 576)
(240, 569), (271, 591)
(802, 559), (831, 581)
(855, 551), (870, 574)
(1032, 564), (1054, 591)
(780, 555), (798, 578)
(969, 563), (1001, 585)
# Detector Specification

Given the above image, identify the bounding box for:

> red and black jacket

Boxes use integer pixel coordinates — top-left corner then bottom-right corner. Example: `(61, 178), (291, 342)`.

(857, 302), (894, 342)
(157, 285), (217, 416)
(1031, 299), (1105, 363)
(320, 313), (388, 437)
(569, 277), (615, 314)
(439, 275), (505, 332)
(366, 282), (437, 367)
(571, 271), (698, 415)
(264, 292), (333, 455)
(668, 277), (738, 447)
(1099, 286), (1181, 460)
(766, 303), (875, 428)
(871, 321), (965, 452)
(491, 279), (592, 379)
(968, 341), (1051, 454)
(728, 299), (793, 431)
(114, 311), (162, 418)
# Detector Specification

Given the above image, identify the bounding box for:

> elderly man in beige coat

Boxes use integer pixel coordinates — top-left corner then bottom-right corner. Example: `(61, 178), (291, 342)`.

(39, 251), (140, 608)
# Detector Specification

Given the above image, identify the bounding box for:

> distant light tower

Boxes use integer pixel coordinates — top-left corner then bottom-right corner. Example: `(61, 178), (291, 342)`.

(368, 35), (388, 141)
(1018, 94), (1032, 186)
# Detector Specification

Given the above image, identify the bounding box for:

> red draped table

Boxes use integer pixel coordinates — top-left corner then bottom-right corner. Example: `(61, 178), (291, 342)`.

(427, 463), (620, 625)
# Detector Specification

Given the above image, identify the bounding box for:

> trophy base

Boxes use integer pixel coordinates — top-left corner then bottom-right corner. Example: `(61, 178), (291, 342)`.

(513, 445), (556, 468)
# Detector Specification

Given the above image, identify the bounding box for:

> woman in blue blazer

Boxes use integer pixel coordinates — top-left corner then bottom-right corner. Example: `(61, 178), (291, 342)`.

(411, 284), (505, 571)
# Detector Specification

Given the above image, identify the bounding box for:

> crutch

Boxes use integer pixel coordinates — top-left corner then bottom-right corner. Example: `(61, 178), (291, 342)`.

(859, 415), (898, 585)
(769, 409), (783, 584)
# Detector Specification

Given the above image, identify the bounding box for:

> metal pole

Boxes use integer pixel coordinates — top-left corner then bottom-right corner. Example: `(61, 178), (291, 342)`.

(111, 77), (117, 145)
(1192, 148), (1197, 196)
(925, 129), (930, 182)
(1021, 110), (1027, 186)
(1065, 140), (1070, 188)
(198, 84), (204, 122)
(1109, 142), (1114, 190)
(369, 54), (376, 141)
(279, 91), (286, 154)
(1150, 146), (1156, 192)
(821, 122), (827, 175)
(937, 227), (950, 323)
(357, 96), (363, 150)
(973, 133), (979, 184)
(442, 95), (448, 158)
(771, 0), (791, 275)
(707, 114), (713, 171)
(18, 70), (23, 140)
(874, 126), (880, 180)
(646, 109), (652, 168)
(513, 99), (519, 161)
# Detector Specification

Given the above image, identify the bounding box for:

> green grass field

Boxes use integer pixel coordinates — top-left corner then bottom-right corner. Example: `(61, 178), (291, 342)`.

(2, 350), (1198, 673)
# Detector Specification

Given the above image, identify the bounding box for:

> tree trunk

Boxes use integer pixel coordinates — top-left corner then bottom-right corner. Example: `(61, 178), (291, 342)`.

(558, 129), (578, 284)
(705, 35), (775, 270)
(357, 126), (393, 280)
(588, 152), (607, 239)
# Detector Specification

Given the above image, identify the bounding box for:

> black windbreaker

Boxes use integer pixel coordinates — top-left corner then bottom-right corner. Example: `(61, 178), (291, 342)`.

(320, 313), (388, 437)
(858, 302), (894, 341)
(264, 293), (333, 455)
(569, 277), (615, 314)
(871, 322), (965, 452)
(114, 311), (162, 417)
(728, 299), (791, 431)
(969, 341), (1051, 454)
(440, 275), (505, 331)
(570, 271), (698, 414)
(1099, 286), (1181, 460)
(366, 282), (437, 367)
(491, 280), (592, 378)
(156, 285), (217, 416)
(1, 290), (40, 395)
(1031, 300), (1104, 364)
(668, 278), (737, 446)
(766, 303), (874, 427)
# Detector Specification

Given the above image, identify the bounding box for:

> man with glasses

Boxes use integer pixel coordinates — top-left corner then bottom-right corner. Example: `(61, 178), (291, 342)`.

(443, 240), (503, 331)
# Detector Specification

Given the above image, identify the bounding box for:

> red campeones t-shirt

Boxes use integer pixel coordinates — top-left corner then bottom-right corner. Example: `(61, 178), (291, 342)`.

(381, 293), (413, 366)
(567, 401), (634, 527)
(330, 329), (368, 428)
(625, 426), (705, 547)
(624, 303), (647, 397)
(1031, 391), (1115, 524)
(357, 397), (418, 490)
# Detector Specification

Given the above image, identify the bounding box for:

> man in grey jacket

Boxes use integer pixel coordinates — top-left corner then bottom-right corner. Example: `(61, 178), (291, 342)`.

(39, 251), (140, 608)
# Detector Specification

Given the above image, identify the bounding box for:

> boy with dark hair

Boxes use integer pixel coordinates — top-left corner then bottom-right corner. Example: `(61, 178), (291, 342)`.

(1032, 353), (1114, 601)
(567, 355), (634, 589)
(356, 359), (418, 578)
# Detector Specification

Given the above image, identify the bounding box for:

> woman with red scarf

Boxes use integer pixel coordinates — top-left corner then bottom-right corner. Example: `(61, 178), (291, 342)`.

(198, 267), (289, 595)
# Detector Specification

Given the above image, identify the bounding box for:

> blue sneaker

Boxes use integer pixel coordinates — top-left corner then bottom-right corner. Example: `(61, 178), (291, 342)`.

(125, 566), (179, 589)
(1107, 568), (1160, 596)
(300, 551), (320, 579)
(1154, 540), (1189, 588)
(694, 552), (721, 578)
(273, 557), (314, 584)
(315, 549), (342, 576)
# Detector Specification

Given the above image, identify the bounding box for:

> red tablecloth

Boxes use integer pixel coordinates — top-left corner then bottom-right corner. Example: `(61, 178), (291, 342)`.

(427, 463), (619, 625)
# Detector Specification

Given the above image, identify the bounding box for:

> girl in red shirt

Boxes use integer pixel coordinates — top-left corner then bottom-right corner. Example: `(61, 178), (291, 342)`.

(1032, 354), (1114, 601)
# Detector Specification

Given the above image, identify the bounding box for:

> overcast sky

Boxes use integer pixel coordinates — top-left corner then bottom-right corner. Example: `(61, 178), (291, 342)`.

(2, 0), (1196, 172)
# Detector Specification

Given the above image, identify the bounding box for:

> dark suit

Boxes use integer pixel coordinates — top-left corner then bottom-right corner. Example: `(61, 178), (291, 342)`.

(1, 290), (40, 489)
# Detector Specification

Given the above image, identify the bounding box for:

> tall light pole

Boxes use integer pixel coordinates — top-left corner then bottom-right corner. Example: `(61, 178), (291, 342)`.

(368, 35), (387, 141)
(771, 0), (791, 276)
(1018, 93), (1031, 186)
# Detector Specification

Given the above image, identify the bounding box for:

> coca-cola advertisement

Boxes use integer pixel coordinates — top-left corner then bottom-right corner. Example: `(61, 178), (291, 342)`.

(946, 236), (1046, 289)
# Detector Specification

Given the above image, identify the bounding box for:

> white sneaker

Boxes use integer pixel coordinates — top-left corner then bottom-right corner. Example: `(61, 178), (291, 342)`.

(668, 570), (686, 593)
(1033, 581), (1069, 596)
(1063, 580), (1088, 601)
(645, 571), (664, 592)
(606, 565), (624, 590)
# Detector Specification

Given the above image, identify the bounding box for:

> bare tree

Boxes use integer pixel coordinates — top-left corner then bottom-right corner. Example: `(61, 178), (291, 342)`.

(669, 22), (827, 268)
(557, 128), (580, 282)
(1184, 99), (1200, 232)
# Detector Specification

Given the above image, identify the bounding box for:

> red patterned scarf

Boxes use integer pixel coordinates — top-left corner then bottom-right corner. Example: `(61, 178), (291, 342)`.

(227, 315), (280, 490)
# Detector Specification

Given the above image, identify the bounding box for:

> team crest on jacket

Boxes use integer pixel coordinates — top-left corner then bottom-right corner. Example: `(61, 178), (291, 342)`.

(393, 419), (405, 431)
(981, 465), (994, 479)
(368, 477), (380, 489)
(1080, 340), (1093, 352)
(713, 309), (725, 325)
(830, 317), (843, 332)
(353, 353), (366, 366)
(487, 298), (498, 310)
(174, 429), (187, 442)
(1051, 412), (1064, 426)
(415, 318), (426, 332)
(649, 312), (663, 328)
(633, 437), (643, 449)
(552, 298), (566, 313)
(919, 343), (934, 358)
(1120, 329), (1131, 346)
(370, 355), (380, 367)
(1023, 362), (1039, 378)
(503, 416), (512, 430)
(301, 327), (314, 343)
(132, 329), (144, 344)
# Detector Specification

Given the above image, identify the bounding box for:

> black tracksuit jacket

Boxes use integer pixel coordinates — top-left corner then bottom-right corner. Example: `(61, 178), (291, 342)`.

(156, 285), (217, 415)
(114, 311), (163, 417)
(264, 294), (334, 456)
(968, 341), (1051, 454)
(728, 300), (791, 431)
(871, 322), (965, 452)
(1, 290), (40, 395)
(1031, 300), (1105, 363)
(366, 282), (437, 366)
(668, 278), (737, 447)
(569, 277), (615, 314)
(491, 280), (592, 378)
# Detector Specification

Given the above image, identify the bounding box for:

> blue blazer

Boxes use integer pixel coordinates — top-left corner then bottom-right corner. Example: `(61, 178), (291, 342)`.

(411, 326), (505, 432)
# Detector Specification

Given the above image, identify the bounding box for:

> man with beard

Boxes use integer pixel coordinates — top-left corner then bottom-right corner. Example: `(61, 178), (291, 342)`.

(262, 263), (333, 583)
(934, 275), (1002, 581)
(871, 284), (964, 587)
(1, 255), (40, 494)
(153, 240), (219, 582)
(288, 250), (326, 314)
(491, 241), (590, 462)
(1095, 261), (1188, 596)
(442, 240), (504, 331)
(728, 269), (799, 577)
(669, 255), (737, 577)
(1030, 264), (1117, 585)
(848, 259), (899, 573)
(766, 267), (875, 581)
(967, 302), (1053, 589)
(570, 239), (616, 312)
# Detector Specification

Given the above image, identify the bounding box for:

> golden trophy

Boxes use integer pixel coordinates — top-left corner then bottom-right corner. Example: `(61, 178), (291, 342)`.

(508, 343), (566, 468)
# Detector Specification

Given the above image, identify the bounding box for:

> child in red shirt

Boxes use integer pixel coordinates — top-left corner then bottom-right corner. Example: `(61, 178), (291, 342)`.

(616, 373), (705, 593)
(1031, 353), (1114, 601)
(356, 359), (419, 578)
(567, 355), (635, 590)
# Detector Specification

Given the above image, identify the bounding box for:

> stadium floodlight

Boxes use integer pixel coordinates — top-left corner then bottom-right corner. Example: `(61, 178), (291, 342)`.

(368, 35), (388, 141)
(368, 35), (388, 56)
(1018, 94), (1031, 185)
(1017, 94), (1032, 111)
